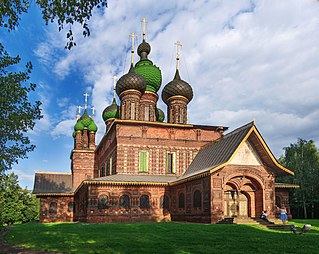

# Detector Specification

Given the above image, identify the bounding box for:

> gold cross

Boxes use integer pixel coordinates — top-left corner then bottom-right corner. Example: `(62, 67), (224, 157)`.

(83, 93), (89, 109)
(129, 32), (137, 64)
(141, 18), (148, 40)
(76, 105), (82, 114)
(112, 76), (117, 98)
(175, 41), (182, 70)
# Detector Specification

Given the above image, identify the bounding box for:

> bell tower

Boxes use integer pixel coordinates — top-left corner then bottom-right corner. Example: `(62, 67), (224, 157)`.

(71, 93), (98, 189)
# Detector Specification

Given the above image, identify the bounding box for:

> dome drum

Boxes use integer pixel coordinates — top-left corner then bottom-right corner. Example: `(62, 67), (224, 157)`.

(166, 95), (190, 105)
(118, 89), (143, 100)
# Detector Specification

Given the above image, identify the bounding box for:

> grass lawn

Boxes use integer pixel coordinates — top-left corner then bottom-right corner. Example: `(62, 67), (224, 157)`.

(4, 220), (319, 254)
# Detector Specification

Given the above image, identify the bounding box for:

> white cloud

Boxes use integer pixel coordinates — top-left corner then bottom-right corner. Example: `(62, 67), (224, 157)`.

(51, 119), (75, 138)
(34, 0), (319, 158)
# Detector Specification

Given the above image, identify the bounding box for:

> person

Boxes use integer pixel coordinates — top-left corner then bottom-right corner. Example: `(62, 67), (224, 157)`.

(280, 207), (288, 224)
(260, 210), (268, 221)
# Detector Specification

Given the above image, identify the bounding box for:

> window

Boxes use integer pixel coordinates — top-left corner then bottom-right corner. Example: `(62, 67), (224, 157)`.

(68, 202), (73, 213)
(49, 202), (57, 214)
(98, 195), (108, 209)
(120, 195), (130, 209)
(100, 167), (105, 177)
(179, 109), (184, 123)
(109, 157), (113, 175)
(193, 190), (202, 208)
(131, 102), (135, 120)
(139, 151), (148, 172)
(160, 195), (169, 210)
(140, 195), (150, 209)
(166, 152), (175, 173)
(145, 106), (150, 121)
(178, 193), (185, 209)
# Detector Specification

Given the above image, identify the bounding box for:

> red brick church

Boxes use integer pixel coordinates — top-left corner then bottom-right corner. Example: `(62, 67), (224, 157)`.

(33, 21), (297, 223)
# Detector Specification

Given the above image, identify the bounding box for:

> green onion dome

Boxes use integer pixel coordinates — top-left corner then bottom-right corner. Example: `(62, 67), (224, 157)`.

(72, 131), (76, 138)
(80, 110), (92, 127)
(162, 69), (193, 104)
(156, 108), (165, 122)
(102, 98), (120, 121)
(88, 121), (98, 132)
(116, 64), (146, 96)
(135, 39), (162, 93)
(135, 59), (162, 93)
(74, 119), (85, 131)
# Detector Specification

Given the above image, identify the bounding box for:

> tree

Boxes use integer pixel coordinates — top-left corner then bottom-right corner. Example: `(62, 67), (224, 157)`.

(279, 138), (319, 219)
(0, 0), (108, 49)
(0, 173), (39, 228)
(1, 0), (107, 172)
(0, 44), (42, 172)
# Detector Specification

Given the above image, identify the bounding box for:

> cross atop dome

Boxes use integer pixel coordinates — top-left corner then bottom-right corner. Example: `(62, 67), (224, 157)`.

(141, 18), (148, 40)
(175, 41), (182, 70)
(76, 92), (95, 118)
(112, 76), (117, 99)
(83, 92), (89, 109)
(129, 32), (137, 64)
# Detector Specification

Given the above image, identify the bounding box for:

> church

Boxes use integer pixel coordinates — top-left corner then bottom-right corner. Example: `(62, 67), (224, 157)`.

(33, 20), (297, 224)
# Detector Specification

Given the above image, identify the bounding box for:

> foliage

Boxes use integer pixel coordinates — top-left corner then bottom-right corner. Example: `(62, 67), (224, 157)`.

(5, 222), (319, 253)
(0, 0), (108, 49)
(279, 138), (319, 219)
(0, 173), (39, 228)
(0, 44), (42, 172)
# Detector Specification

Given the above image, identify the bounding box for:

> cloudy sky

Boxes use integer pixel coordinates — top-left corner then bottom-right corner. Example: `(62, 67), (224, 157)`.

(2, 0), (319, 189)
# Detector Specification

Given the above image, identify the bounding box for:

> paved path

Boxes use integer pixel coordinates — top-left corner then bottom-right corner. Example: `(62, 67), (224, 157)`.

(0, 226), (62, 254)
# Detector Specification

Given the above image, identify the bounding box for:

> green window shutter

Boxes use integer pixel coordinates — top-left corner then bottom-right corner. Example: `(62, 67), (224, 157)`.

(139, 151), (147, 172)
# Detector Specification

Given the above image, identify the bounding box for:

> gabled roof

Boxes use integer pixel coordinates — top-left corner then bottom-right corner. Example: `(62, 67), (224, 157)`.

(33, 172), (73, 195)
(182, 121), (293, 179)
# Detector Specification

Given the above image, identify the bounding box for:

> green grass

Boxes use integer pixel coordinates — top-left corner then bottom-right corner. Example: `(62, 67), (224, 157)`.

(4, 220), (319, 254)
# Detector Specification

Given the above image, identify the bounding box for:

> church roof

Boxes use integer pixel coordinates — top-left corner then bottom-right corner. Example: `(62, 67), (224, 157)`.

(33, 172), (73, 195)
(181, 121), (293, 180)
(91, 174), (178, 185)
(275, 183), (300, 188)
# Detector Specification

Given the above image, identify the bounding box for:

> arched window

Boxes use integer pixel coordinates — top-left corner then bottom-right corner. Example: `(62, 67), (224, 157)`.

(160, 195), (169, 210)
(67, 202), (73, 212)
(178, 193), (185, 209)
(98, 195), (108, 209)
(120, 195), (130, 209)
(193, 190), (202, 208)
(49, 202), (57, 214)
(140, 195), (150, 209)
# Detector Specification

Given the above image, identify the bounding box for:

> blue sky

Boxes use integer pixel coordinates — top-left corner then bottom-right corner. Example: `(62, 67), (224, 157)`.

(2, 0), (319, 189)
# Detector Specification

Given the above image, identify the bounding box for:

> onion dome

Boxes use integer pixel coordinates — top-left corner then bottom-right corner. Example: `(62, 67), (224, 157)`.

(162, 69), (193, 104)
(135, 39), (162, 93)
(72, 131), (76, 138)
(116, 64), (146, 96)
(135, 59), (162, 93)
(102, 98), (120, 121)
(137, 40), (151, 60)
(156, 108), (165, 122)
(80, 110), (92, 127)
(88, 121), (98, 132)
(74, 119), (84, 131)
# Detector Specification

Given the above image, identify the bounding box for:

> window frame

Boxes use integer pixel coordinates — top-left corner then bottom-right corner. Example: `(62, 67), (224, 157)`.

(166, 152), (175, 173)
(139, 151), (148, 172)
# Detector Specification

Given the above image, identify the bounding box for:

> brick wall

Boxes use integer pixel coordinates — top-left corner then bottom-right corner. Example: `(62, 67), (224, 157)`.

(39, 196), (74, 223)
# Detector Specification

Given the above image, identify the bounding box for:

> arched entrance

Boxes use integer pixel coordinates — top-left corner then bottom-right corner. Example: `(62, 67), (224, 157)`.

(223, 176), (263, 218)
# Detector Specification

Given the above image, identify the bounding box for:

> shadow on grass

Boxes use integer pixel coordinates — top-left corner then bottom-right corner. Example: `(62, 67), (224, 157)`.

(5, 222), (319, 254)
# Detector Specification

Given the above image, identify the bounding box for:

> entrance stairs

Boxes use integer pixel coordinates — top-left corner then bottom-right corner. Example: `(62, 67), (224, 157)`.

(218, 217), (292, 231)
